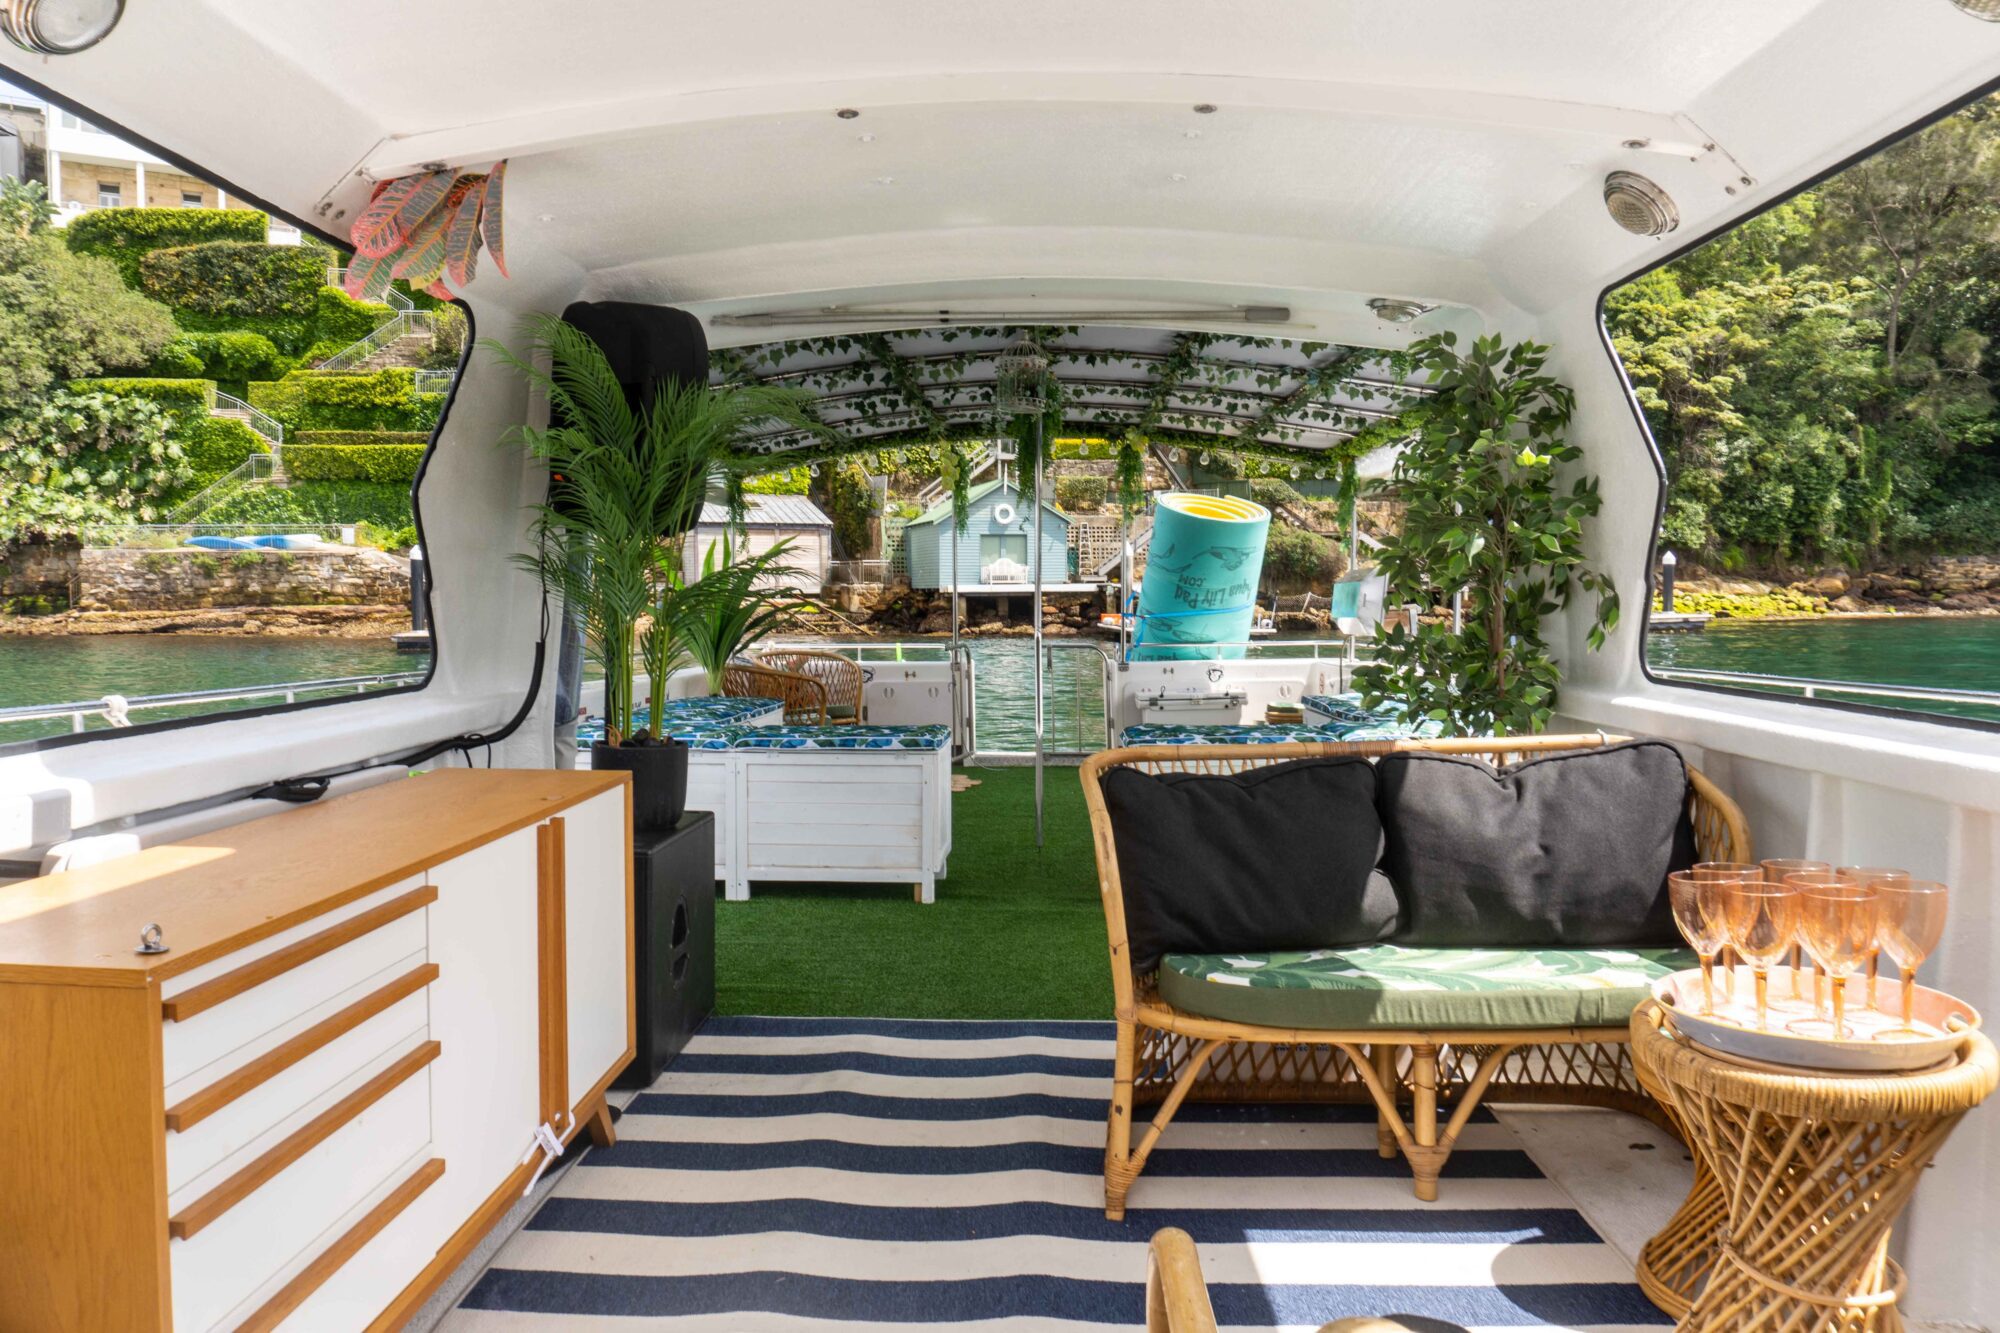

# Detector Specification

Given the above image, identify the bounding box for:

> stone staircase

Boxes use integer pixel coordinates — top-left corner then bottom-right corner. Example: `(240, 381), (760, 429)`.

(344, 334), (433, 373)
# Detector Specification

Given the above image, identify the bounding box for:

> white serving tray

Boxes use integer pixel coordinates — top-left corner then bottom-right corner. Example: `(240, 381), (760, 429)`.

(1653, 965), (1981, 1073)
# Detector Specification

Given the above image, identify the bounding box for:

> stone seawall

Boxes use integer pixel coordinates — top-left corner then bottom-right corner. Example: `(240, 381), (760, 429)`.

(0, 536), (81, 605)
(76, 547), (412, 612)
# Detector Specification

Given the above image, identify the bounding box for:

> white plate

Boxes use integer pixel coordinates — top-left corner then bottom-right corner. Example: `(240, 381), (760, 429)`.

(1652, 965), (1980, 1073)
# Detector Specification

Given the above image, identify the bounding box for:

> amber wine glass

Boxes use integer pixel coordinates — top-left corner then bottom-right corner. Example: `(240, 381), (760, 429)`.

(1725, 880), (1802, 1031)
(1762, 859), (1829, 999)
(1874, 880), (1949, 1038)
(1668, 871), (1732, 1014)
(1693, 863), (1761, 995)
(1837, 866), (1909, 1008)
(1790, 882), (1879, 1039)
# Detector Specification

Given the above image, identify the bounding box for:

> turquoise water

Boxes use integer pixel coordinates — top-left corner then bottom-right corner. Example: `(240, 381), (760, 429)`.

(1647, 616), (2000, 724)
(0, 637), (425, 745)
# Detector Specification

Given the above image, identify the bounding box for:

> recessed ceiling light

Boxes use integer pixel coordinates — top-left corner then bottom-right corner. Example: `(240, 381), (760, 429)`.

(1949, 0), (2000, 19)
(1366, 297), (1437, 324)
(1, 0), (124, 53)
(1192, 103), (1217, 115)
(836, 108), (861, 120)
(1603, 170), (1679, 237)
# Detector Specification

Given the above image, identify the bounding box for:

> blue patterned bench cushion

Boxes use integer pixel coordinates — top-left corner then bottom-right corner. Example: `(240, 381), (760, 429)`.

(576, 696), (782, 744)
(1120, 724), (1334, 746)
(730, 723), (951, 752)
(1300, 693), (1382, 727)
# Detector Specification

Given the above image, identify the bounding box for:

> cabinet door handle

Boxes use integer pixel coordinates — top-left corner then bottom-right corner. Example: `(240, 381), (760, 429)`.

(166, 963), (439, 1132)
(162, 886), (436, 1023)
(234, 1158), (445, 1333)
(168, 1040), (440, 1241)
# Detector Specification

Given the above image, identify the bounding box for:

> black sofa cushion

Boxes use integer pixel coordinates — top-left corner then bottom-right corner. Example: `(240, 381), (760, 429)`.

(1098, 757), (1398, 974)
(1377, 741), (1696, 948)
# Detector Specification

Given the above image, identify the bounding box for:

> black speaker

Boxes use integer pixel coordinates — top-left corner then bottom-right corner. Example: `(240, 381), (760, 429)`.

(557, 301), (708, 411)
(616, 809), (716, 1089)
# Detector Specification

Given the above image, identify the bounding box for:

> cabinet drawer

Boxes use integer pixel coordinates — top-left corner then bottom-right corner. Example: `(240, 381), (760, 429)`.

(160, 880), (433, 1087)
(169, 1038), (435, 1333)
(165, 974), (432, 1195)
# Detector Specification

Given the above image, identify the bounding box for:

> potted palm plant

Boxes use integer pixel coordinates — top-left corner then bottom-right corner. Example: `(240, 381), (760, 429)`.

(673, 531), (806, 693)
(492, 313), (814, 828)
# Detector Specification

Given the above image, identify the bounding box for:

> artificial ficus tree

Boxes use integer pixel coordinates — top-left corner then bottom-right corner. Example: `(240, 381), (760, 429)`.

(1353, 332), (1619, 737)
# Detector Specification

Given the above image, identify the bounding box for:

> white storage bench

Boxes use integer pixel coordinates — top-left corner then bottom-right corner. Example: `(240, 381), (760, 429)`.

(699, 724), (952, 903)
(587, 711), (953, 904)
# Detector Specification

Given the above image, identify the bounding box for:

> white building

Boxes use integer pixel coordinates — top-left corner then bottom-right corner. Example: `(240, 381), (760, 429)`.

(682, 495), (833, 594)
(1, 81), (298, 242)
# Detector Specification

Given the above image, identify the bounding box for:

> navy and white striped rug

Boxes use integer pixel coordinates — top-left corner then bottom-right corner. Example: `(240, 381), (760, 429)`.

(447, 1017), (1670, 1332)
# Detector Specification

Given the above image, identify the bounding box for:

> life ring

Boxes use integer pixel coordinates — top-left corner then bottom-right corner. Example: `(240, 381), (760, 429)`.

(992, 502), (1016, 525)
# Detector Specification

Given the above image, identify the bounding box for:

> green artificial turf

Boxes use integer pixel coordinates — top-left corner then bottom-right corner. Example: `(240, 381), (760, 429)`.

(714, 765), (1115, 1019)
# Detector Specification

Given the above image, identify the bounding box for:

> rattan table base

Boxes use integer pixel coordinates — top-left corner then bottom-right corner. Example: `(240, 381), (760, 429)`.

(1631, 1001), (1996, 1332)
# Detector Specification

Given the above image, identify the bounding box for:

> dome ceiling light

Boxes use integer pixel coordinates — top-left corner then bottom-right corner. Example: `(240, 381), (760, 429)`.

(1, 0), (124, 53)
(1366, 298), (1436, 324)
(1603, 170), (1680, 237)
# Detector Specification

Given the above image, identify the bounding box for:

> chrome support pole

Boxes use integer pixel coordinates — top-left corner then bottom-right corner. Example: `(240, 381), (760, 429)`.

(1032, 413), (1045, 847)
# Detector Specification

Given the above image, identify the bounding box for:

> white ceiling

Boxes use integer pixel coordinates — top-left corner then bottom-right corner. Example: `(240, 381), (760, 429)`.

(6, 0), (1999, 341)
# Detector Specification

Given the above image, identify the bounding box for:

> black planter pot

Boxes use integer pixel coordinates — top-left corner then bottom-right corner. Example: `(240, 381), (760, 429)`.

(592, 739), (689, 831)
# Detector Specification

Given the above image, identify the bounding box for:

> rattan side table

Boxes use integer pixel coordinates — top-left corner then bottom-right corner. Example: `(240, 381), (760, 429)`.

(1630, 1000), (1996, 1332)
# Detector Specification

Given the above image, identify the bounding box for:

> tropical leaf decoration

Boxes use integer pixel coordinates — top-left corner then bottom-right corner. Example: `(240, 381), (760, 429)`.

(343, 162), (510, 302)
(480, 159), (508, 278)
(444, 181), (483, 288)
(350, 177), (416, 260)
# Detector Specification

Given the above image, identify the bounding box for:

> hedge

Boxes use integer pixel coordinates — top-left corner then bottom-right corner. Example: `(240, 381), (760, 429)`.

(67, 377), (212, 423)
(183, 417), (268, 480)
(173, 287), (392, 357)
(282, 443), (426, 484)
(198, 480), (412, 529)
(150, 332), (289, 395)
(64, 207), (268, 285)
(140, 242), (325, 318)
(249, 368), (442, 432)
(290, 430), (430, 446)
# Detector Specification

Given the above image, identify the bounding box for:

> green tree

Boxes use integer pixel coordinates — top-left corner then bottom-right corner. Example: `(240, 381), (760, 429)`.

(0, 180), (178, 402)
(1353, 333), (1616, 737)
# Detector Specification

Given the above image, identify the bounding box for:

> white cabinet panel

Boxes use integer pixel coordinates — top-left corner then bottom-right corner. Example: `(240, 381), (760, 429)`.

(561, 788), (631, 1110)
(423, 827), (541, 1242)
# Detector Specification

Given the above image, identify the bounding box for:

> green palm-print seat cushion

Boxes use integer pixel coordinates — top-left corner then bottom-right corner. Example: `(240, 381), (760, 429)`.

(1157, 944), (1693, 1030)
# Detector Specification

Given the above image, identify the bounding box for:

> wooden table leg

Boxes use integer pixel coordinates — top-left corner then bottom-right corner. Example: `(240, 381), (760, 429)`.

(582, 1096), (617, 1149)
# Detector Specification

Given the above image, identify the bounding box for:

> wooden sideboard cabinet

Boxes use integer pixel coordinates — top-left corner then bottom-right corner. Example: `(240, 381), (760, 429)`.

(0, 768), (634, 1333)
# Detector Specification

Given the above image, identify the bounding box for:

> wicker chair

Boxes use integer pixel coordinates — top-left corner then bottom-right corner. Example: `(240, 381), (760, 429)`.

(1080, 733), (1751, 1220)
(722, 663), (827, 724)
(1144, 1229), (1216, 1333)
(758, 649), (866, 723)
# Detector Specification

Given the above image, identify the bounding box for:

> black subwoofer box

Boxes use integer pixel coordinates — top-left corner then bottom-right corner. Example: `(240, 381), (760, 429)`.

(616, 808), (716, 1089)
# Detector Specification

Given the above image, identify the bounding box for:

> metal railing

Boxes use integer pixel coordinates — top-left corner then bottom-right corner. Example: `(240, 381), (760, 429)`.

(827, 558), (897, 585)
(1650, 666), (2000, 713)
(317, 270), (434, 374)
(313, 309), (436, 374)
(211, 390), (285, 447)
(78, 520), (351, 548)
(0, 671), (427, 735)
(413, 369), (455, 395)
(164, 453), (284, 524)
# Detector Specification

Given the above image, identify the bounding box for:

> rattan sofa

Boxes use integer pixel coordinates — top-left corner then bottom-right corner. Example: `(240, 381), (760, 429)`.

(1080, 733), (1750, 1217)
